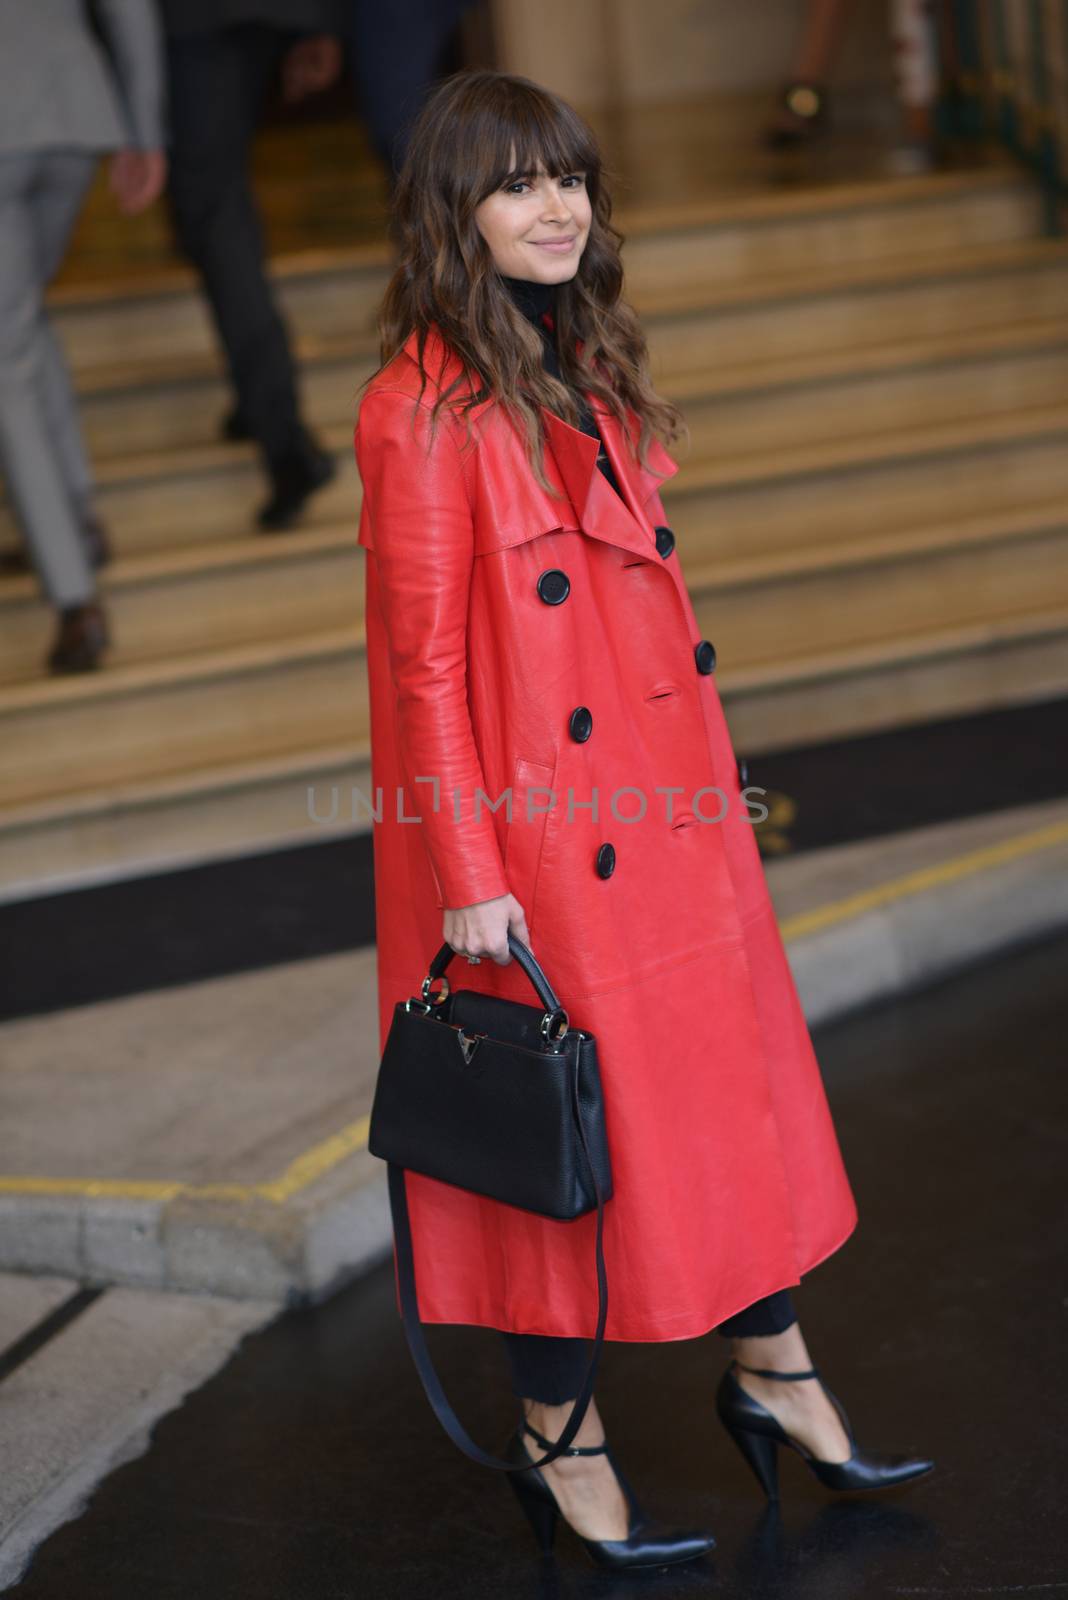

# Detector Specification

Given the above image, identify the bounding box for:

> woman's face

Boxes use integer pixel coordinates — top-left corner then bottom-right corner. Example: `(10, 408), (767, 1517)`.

(473, 160), (592, 284)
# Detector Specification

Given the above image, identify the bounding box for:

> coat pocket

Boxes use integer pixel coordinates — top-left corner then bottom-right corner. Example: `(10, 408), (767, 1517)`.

(502, 756), (557, 925)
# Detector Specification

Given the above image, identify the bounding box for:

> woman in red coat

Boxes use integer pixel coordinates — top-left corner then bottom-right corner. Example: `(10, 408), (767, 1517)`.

(354, 68), (933, 1568)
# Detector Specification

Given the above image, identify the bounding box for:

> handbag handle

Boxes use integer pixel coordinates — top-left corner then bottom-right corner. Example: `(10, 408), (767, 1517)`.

(386, 1051), (609, 1472)
(423, 932), (569, 1046)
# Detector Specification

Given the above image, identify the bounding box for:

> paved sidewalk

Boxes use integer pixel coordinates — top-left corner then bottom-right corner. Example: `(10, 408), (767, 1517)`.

(5, 926), (1065, 1596)
(2, 796), (1067, 1305)
(0, 1278), (278, 1589)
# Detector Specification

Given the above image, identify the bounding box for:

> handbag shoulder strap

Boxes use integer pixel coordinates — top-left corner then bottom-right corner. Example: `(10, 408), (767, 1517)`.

(386, 1064), (609, 1472)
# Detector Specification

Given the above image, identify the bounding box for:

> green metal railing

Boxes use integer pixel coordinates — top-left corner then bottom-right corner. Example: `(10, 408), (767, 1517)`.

(939, 0), (1068, 233)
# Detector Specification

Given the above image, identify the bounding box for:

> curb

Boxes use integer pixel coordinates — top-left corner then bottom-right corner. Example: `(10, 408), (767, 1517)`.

(2, 801), (1067, 1303)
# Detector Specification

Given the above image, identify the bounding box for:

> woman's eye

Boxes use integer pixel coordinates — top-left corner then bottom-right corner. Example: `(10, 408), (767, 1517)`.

(504, 174), (585, 195)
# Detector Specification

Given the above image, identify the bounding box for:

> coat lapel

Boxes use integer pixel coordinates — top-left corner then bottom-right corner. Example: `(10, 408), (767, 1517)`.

(400, 325), (679, 564)
(540, 399), (682, 564)
(587, 399), (681, 545)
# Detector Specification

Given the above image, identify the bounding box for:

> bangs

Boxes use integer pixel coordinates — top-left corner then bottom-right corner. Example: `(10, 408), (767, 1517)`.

(474, 91), (600, 198)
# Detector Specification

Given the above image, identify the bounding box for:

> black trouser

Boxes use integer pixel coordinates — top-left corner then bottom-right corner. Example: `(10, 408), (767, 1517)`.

(164, 24), (306, 470)
(500, 1290), (798, 1404)
(344, 0), (472, 178)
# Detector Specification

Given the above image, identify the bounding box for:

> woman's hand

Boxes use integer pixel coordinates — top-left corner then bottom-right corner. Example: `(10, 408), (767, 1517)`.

(444, 893), (530, 964)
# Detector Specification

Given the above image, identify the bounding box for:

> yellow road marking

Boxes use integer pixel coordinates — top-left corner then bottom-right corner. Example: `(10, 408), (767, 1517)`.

(780, 816), (1068, 939)
(0, 1117), (372, 1206)
(4, 817), (1067, 1204)
(257, 1115), (372, 1202)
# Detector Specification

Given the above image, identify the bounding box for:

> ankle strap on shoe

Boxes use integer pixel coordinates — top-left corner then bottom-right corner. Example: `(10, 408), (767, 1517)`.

(733, 1360), (821, 1381)
(523, 1417), (608, 1456)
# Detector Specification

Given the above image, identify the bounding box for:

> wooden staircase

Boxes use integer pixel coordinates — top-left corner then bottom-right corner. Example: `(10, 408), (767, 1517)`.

(2, 161), (1066, 895)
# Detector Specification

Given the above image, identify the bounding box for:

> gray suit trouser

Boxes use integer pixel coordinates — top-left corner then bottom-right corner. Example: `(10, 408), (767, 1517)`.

(0, 150), (98, 608)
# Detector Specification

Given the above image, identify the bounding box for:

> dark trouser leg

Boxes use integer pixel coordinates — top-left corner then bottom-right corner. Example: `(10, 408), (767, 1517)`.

(500, 1289), (798, 1402)
(347, 0), (470, 179)
(714, 1289), (798, 1338)
(500, 1331), (591, 1405)
(164, 24), (304, 470)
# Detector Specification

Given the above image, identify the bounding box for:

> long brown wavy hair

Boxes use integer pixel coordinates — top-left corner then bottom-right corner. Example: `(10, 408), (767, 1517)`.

(362, 68), (688, 495)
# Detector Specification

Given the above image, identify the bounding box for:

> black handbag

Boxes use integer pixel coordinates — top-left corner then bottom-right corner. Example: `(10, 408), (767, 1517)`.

(368, 931), (613, 1471)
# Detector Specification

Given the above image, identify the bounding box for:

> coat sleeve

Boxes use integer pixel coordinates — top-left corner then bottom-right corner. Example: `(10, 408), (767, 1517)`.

(93, 0), (167, 150)
(354, 388), (509, 913)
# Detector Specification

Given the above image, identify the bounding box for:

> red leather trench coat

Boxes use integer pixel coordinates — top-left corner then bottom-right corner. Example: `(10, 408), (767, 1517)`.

(353, 323), (858, 1342)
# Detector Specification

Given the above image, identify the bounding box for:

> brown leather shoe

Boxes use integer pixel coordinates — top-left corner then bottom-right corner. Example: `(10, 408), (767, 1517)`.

(47, 600), (110, 674)
(0, 545), (29, 574)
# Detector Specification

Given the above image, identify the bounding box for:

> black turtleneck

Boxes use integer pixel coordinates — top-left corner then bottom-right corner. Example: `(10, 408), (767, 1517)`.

(500, 274), (624, 501)
(500, 273), (555, 327)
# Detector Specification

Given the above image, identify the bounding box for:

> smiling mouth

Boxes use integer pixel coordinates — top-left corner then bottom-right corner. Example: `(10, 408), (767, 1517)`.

(529, 237), (577, 247)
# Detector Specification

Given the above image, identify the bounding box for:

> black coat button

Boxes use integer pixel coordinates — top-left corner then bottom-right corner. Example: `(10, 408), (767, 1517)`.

(568, 706), (593, 742)
(737, 756), (748, 786)
(595, 842), (616, 878)
(537, 568), (570, 605)
(694, 639), (717, 674)
(654, 525), (675, 559)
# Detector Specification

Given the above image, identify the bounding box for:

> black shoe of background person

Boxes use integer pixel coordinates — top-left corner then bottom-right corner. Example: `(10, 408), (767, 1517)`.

(221, 405), (252, 442)
(257, 437), (337, 531)
(47, 599), (110, 674)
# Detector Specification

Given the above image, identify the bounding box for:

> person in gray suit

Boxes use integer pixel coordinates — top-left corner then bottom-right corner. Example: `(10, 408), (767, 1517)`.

(0, 0), (166, 673)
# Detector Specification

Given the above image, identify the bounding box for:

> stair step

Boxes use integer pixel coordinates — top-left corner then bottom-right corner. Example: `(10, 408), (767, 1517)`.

(686, 505), (1068, 669)
(6, 380), (1066, 559)
(4, 402), (1066, 606)
(4, 492), (1061, 683)
(1, 444), (360, 553)
(47, 242), (391, 372)
(71, 332), (380, 459)
(0, 743), (371, 903)
(0, 527), (363, 685)
(674, 322), (1068, 458)
(68, 234), (1068, 394)
(61, 269), (1068, 463)
(644, 233), (1068, 319)
(69, 237), (1068, 405)
(1, 599), (1065, 825)
(666, 403), (1068, 556)
(0, 630), (365, 810)
(670, 315), (1068, 399)
(3, 491), (1066, 807)
(621, 172), (1045, 299)
(649, 238), (1068, 382)
(689, 497), (1068, 586)
(46, 167), (1042, 371)
(719, 603), (1068, 751)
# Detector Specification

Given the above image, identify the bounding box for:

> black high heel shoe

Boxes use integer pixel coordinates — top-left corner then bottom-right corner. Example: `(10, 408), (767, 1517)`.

(503, 1417), (716, 1569)
(715, 1360), (935, 1500)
